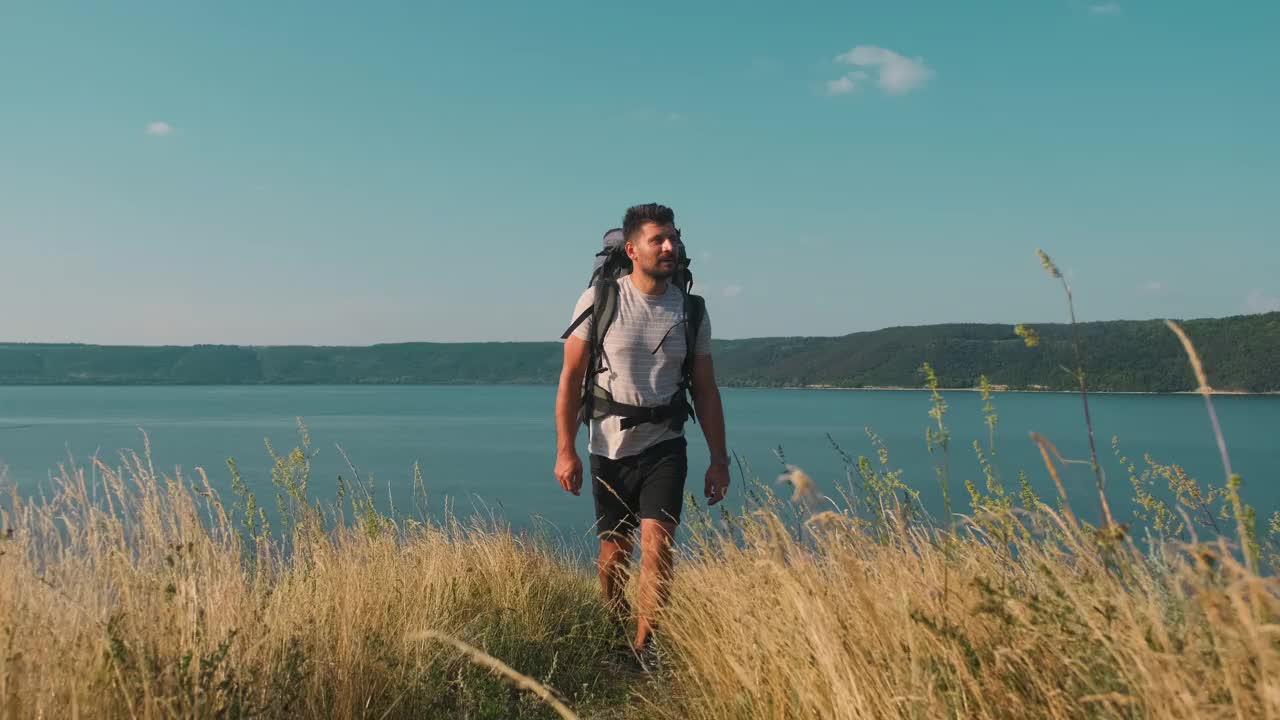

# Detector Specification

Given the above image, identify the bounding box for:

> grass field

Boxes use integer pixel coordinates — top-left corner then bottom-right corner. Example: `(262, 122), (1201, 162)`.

(2, 393), (1276, 718)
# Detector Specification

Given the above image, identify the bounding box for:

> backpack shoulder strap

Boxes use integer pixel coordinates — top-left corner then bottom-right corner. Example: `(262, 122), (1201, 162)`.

(682, 292), (706, 363)
(678, 291), (706, 425)
(593, 279), (619, 347)
(560, 270), (621, 341)
(561, 307), (591, 340)
(575, 279), (619, 426)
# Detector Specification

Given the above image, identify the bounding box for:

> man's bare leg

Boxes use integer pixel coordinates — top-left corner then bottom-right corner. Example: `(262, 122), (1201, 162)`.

(634, 518), (676, 650)
(597, 533), (634, 633)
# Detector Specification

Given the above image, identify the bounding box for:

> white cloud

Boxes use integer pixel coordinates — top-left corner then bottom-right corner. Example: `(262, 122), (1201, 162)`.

(1245, 289), (1280, 314)
(145, 121), (174, 136)
(834, 45), (933, 95)
(826, 71), (867, 96)
(1089, 3), (1122, 15)
(722, 285), (743, 298)
(1138, 280), (1164, 293)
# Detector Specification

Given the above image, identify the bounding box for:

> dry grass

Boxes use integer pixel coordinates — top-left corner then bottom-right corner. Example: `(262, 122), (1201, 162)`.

(0, 442), (629, 719)
(652, 495), (1279, 719)
(2, 434), (1278, 720)
(3, 374), (1279, 718)
(5, 433), (1274, 720)
(3, 415), (1279, 720)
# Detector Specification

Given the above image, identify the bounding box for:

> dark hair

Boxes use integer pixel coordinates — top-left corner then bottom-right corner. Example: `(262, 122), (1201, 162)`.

(623, 203), (676, 242)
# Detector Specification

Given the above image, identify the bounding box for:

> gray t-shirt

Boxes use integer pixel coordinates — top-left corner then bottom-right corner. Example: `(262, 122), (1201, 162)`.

(570, 275), (712, 460)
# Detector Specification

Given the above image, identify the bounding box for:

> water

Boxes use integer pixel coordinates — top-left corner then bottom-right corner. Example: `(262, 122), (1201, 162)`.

(1, 385), (1276, 543)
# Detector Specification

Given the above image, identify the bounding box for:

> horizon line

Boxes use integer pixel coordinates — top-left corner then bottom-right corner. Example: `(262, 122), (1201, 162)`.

(2, 310), (1274, 349)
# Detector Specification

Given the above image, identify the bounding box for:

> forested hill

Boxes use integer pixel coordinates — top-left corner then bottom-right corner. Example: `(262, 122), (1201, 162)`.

(2, 312), (1277, 393)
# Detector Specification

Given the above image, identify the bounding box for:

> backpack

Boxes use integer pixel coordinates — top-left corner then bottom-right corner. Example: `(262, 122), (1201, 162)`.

(560, 227), (706, 432)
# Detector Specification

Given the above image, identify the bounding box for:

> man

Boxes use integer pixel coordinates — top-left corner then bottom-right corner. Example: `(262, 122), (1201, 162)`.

(554, 203), (730, 665)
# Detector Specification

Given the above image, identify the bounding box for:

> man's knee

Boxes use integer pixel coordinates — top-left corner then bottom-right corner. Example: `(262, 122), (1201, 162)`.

(598, 537), (633, 571)
(638, 519), (676, 568)
(640, 518), (675, 542)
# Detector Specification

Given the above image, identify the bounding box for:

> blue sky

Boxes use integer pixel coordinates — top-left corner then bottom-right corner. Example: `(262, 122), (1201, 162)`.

(1, 0), (1277, 345)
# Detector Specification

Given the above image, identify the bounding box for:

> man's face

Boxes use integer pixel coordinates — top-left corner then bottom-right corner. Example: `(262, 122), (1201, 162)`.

(627, 222), (681, 280)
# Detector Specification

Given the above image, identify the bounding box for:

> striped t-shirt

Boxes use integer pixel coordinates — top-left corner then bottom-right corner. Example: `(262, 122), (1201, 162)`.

(570, 275), (712, 460)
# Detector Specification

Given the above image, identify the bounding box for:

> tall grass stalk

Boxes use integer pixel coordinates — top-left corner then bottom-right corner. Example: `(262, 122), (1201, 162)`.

(409, 631), (580, 720)
(1165, 319), (1257, 572)
(1035, 249), (1114, 529)
(920, 362), (955, 619)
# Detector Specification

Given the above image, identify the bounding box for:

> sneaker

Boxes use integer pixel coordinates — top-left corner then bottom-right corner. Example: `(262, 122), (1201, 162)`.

(631, 639), (665, 674)
(607, 643), (643, 672)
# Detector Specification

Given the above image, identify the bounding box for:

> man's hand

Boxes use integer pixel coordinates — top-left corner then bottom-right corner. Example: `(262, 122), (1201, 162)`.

(704, 463), (730, 505)
(555, 449), (584, 496)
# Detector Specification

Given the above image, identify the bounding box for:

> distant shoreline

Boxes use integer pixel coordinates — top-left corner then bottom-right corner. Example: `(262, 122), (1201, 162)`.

(793, 384), (1278, 397)
(3, 311), (1278, 394)
(0, 380), (1276, 397)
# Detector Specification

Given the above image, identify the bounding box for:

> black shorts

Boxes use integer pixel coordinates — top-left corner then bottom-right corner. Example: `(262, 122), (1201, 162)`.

(589, 437), (688, 540)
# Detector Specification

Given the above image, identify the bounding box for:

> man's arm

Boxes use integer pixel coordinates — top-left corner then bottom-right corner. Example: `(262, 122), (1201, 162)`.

(554, 335), (591, 495)
(691, 353), (730, 504)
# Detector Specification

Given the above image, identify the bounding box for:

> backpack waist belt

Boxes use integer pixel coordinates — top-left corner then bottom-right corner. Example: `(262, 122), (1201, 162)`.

(588, 385), (691, 432)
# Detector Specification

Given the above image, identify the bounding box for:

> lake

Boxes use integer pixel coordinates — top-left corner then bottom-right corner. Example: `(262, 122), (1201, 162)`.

(1, 385), (1276, 545)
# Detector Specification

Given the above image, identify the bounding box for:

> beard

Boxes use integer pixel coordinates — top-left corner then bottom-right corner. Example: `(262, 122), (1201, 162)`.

(640, 257), (677, 280)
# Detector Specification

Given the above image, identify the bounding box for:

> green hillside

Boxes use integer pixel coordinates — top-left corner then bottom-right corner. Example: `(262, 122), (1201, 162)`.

(2, 312), (1277, 392)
